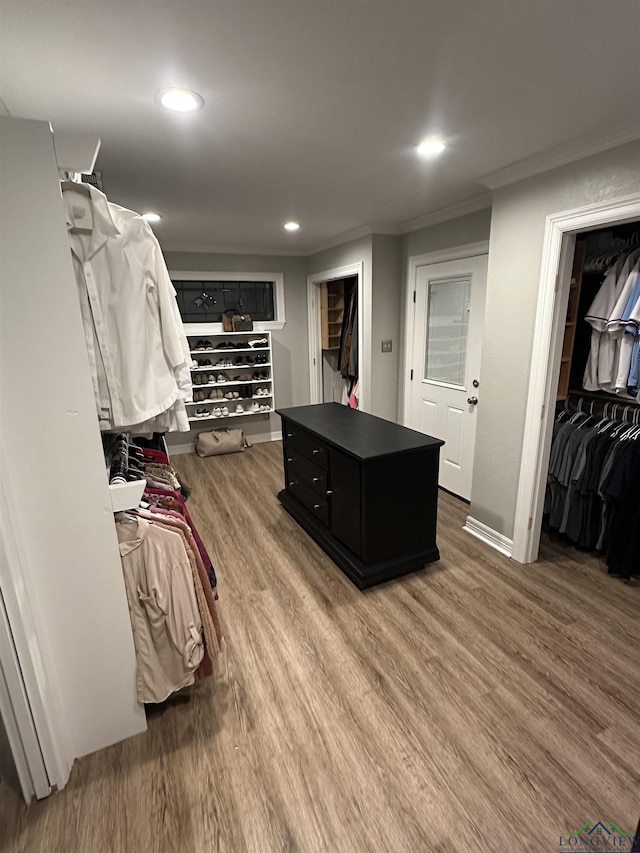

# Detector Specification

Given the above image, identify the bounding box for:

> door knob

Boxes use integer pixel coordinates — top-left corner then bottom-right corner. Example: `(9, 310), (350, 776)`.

(467, 396), (478, 405)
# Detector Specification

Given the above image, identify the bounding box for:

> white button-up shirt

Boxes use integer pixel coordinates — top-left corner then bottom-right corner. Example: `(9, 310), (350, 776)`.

(64, 184), (192, 430)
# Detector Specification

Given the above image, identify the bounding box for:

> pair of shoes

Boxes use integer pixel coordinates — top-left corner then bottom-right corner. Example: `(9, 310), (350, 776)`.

(248, 337), (268, 348)
(193, 339), (213, 351)
(216, 358), (234, 367)
(233, 356), (247, 366)
(235, 403), (244, 414)
(195, 408), (211, 418)
(255, 353), (268, 365)
(252, 370), (269, 380)
(215, 341), (236, 350)
(193, 374), (202, 385)
(194, 390), (205, 402)
(255, 387), (270, 397)
(259, 403), (270, 412)
(212, 406), (229, 417)
(215, 373), (226, 383)
(197, 358), (213, 367)
(249, 402), (260, 413)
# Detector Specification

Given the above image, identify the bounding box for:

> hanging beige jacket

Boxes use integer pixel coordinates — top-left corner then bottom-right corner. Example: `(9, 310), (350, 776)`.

(116, 516), (204, 703)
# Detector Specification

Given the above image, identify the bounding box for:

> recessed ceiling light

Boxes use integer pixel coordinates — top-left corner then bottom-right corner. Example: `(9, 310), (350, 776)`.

(417, 137), (446, 157)
(283, 221), (300, 232)
(158, 87), (204, 113)
(142, 212), (161, 223)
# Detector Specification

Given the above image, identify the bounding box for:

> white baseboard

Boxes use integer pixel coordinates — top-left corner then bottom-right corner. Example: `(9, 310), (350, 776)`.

(463, 516), (513, 558)
(168, 429), (282, 456)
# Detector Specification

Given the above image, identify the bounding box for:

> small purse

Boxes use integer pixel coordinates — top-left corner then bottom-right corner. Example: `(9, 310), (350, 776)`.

(195, 428), (251, 457)
(231, 313), (253, 331)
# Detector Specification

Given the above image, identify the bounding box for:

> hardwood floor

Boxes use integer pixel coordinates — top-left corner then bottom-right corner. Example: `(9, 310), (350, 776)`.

(2, 440), (639, 852)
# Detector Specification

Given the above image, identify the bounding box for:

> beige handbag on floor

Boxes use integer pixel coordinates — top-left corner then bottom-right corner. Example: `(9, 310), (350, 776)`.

(195, 428), (251, 457)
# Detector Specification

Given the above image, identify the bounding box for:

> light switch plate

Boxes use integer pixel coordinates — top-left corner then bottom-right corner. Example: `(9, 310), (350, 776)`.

(381, 340), (393, 353)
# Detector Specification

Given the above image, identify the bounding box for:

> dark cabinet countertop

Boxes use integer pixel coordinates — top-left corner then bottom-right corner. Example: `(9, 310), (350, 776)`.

(276, 403), (443, 461)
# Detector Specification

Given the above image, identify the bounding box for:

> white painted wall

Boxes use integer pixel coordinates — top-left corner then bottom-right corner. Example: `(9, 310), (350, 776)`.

(371, 235), (402, 421)
(470, 140), (640, 539)
(162, 251), (309, 452)
(0, 117), (146, 766)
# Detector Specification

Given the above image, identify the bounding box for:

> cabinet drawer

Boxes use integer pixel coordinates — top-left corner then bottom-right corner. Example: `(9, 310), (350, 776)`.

(285, 453), (328, 496)
(287, 480), (329, 527)
(283, 424), (327, 470)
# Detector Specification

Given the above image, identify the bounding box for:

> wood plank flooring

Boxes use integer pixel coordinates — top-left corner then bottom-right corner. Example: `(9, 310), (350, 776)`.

(1, 440), (639, 852)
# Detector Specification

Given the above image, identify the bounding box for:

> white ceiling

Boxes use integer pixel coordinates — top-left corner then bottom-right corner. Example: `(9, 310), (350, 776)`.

(1, 1), (639, 254)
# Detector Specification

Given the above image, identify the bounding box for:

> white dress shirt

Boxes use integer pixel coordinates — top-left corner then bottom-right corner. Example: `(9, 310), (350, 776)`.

(64, 184), (192, 430)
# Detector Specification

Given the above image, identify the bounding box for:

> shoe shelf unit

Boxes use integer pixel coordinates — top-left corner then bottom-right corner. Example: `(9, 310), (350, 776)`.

(187, 331), (275, 423)
(320, 280), (345, 351)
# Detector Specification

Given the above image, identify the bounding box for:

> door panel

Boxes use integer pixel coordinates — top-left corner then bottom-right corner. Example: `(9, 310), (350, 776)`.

(409, 255), (487, 500)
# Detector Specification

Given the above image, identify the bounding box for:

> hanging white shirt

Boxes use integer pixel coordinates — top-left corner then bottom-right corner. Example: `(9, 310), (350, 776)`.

(583, 249), (640, 391)
(64, 184), (191, 429)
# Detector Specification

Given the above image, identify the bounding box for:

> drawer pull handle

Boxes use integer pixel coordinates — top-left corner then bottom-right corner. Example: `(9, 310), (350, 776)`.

(312, 449), (320, 455)
(326, 490), (333, 495)
(289, 482), (297, 487)
(313, 504), (321, 510)
(312, 477), (319, 482)
(287, 433), (294, 438)
(287, 457), (294, 462)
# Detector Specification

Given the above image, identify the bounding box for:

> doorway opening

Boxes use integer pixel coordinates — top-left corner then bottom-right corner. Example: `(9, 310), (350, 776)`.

(307, 263), (364, 409)
(513, 193), (640, 564)
(402, 242), (489, 502)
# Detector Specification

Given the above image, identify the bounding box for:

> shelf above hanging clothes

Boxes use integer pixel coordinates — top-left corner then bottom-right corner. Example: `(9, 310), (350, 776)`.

(109, 479), (146, 513)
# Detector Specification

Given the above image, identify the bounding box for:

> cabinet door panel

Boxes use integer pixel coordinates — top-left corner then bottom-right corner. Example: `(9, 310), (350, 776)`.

(329, 449), (361, 556)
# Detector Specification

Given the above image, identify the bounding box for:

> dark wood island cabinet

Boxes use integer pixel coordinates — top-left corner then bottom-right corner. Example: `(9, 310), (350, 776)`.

(276, 403), (444, 589)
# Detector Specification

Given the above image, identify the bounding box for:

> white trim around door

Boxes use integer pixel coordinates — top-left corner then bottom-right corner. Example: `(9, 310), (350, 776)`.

(511, 192), (640, 564)
(307, 262), (365, 409)
(401, 241), (490, 427)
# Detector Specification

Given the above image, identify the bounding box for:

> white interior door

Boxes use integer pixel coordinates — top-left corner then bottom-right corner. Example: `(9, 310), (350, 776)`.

(409, 255), (487, 500)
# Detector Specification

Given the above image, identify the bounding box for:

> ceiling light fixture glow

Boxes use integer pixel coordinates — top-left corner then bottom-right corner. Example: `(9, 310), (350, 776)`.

(283, 221), (300, 232)
(158, 87), (204, 113)
(417, 137), (446, 157)
(142, 212), (162, 223)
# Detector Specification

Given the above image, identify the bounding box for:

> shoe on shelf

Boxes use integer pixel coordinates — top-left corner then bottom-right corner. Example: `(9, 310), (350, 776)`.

(192, 340), (205, 351)
(232, 391), (240, 399)
(250, 402), (260, 413)
(202, 340), (213, 350)
(248, 337), (268, 348)
(195, 408), (210, 418)
(216, 373), (226, 382)
(215, 341), (229, 350)
(190, 359), (199, 369)
(216, 358), (226, 367)
(233, 356), (245, 366)
(221, 406), (229, 417)
(235, 403), (244, 414)
(193, 374), (201, 385)
(213, 407), (222, 417)
(260, 404), (271, 412)
(224, 391), (234, 400)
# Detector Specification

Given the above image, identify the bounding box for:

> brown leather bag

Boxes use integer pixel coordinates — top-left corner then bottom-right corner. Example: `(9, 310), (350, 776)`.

(195, 428), (251, 457)
(231, 313), (253, 331)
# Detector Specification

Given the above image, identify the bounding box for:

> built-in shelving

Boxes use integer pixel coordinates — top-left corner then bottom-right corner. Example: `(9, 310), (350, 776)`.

(187, 331), (275, 422)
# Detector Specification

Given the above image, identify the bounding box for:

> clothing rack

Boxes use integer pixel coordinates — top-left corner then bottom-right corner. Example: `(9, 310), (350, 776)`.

(566, 391), (640, 422)
(583, 231), (640, 273)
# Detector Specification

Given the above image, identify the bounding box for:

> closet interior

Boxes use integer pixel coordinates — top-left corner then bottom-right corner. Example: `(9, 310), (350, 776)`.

(320, 275), (359, 407)
(545, 221), (640, 581)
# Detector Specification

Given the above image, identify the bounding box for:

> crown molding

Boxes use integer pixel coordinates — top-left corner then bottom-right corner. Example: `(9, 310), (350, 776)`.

(479, 124), (640, 191)
(161, 241), (307, 258)
(306, 221), (399, 256)
(398, 194), (493, 234)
